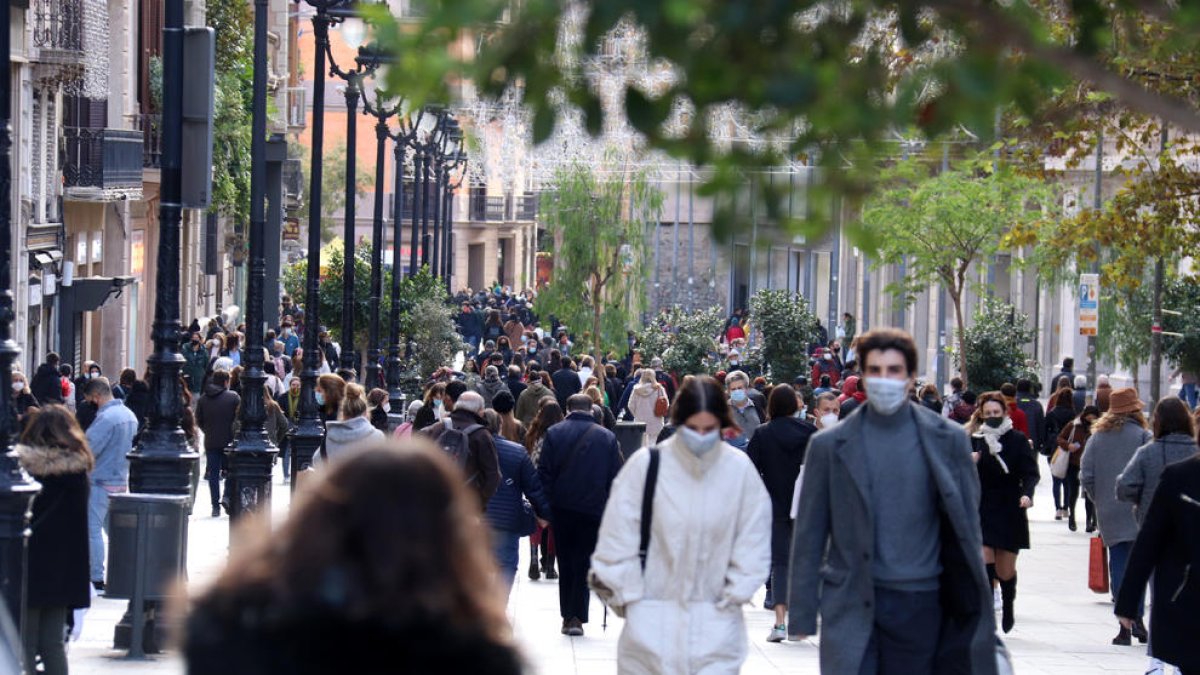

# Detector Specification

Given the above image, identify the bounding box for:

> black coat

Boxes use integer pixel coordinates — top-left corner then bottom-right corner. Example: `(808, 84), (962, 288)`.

(1044, 405), (1076, 457)
(124, 380), (153, 432)
(196, 384), (241, 454)
(1116, 456), (1200, 669)
(551, 368), (581, 408)
(30, 362), (63, 405)
(18, 444), (91, 610)
(185, 605), (522, 675)
(972, 429), (1040, 552)
(1016, 394), (1047, 454)
(746, 416), (815, 521)
(536, 412), (623, 519)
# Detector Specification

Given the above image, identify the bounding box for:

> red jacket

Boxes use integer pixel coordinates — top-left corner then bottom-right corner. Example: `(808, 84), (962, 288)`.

(812, 360), (843, 389)
(1007, 401), (1029, 437)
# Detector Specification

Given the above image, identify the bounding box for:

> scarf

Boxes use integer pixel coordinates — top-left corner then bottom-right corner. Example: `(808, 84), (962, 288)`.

(287, 389), (301, 422)
(973, 418), (1014, 473)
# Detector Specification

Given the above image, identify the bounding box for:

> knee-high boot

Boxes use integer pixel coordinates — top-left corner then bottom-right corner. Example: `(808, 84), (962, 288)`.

(999, 574), (1017, 633)
(528, 539), (541, 581)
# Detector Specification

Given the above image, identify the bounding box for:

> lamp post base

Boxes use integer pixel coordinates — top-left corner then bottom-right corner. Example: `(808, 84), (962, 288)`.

(287, 422), (325, 493)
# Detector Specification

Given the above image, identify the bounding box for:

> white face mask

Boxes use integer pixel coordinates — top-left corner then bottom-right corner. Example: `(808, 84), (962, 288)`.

(795, 407), (807, 419)
(678, 425), (720, 456)
(865, 377), (909, 416)
(819, 412), (839, 429)
(382, 402), (391, 413)
(823, 353), (832, 361)
(12, 381), (24, 392)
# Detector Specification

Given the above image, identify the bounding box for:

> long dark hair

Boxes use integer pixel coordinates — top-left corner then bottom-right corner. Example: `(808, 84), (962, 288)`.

(525, 400), (563, 453)
(1152, 396), (1194, 439)
(19, 404), (94, 473)
(187, 441), (511, 644)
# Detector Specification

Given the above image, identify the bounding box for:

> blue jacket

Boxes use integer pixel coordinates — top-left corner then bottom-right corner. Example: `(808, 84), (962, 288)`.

(485, 435), (551, 534)
(615, 380), (636, 420)
(536, 412), (624, 519)
(85, 399), (138, 486)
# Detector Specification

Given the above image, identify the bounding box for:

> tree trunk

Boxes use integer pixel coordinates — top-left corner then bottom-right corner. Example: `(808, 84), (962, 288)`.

(1150, 256), (1164, 405)
(952, 290), (968, 387)
(592, 275), (603, 363)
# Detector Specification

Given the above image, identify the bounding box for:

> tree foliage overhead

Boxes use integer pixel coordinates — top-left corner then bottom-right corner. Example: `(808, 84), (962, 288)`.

(207, 0), (254, 224)
(748, 289), (819, 385)
(296, 143), (374, 244)
(1163, 278), (1200, 376)
(367, 0), (1200, 242)
(861, 153), (1054, 382)
(536, 160), (663, 357)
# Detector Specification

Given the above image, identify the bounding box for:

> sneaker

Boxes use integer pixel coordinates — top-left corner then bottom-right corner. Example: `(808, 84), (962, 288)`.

(993, 586), (1002, 611)
(767, 624), (787, 643)
(564, 617), (584, 637)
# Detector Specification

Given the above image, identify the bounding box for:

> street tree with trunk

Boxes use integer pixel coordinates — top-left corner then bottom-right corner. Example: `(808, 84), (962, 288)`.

(536, 160), (663, 359)
(860, 154), (1054, 385)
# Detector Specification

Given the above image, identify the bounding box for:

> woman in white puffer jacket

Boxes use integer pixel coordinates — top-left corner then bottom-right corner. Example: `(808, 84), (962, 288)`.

(590, 375), (771, 675)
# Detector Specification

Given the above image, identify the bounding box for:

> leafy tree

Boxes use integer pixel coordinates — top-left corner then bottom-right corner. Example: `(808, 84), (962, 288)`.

(748, 289), (819, 385)
(1163, 278), (1200, 376)
(1095, 283), (1152, 385)
(404, 297), (467, 381)
(536, 160), (663, 358)
(861, 154), (1054, 384)
(207, 0), (254, 225)
(954, 298), (1038, 395)
(280, 240), (392, 350)
(367, 0), (1200, 241)
(636, 306), (724, 377)
(296, 143), (374, 243)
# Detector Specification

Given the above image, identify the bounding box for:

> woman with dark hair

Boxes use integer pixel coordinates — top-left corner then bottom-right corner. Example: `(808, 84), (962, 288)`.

(1081, 387), (1153, 646)
(967, 391), (1039, 633)
(525, 399), (564, 581)
(367, 388), (391, 432)
(184, 441), (522, 675)
(412, 382), (448, 431)
(229, 366), (245, 397)
(1044, 386), (1077, 520)
(746, 384), (816, 642)
(917, 383), (941, 414)
(225, 332), (242, 367)
(17, 405), (93, 675)
(591, 376), (771, 672)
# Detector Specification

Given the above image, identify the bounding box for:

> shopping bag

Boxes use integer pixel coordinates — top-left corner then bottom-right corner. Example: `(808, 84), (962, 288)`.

(1050, 449), (1070, 479)
(1088, 536), (1109, 594)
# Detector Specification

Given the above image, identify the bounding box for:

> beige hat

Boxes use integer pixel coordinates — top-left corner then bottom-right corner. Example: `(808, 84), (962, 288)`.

(1107, 387), (1144, 414)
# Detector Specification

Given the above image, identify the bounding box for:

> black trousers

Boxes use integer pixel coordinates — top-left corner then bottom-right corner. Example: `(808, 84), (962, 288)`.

(23, 606), (68, 675)
(553, 508), (601, 623)
(858, 587), (942, 675)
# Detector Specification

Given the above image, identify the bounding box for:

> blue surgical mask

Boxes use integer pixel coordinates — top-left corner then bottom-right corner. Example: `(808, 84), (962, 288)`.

(678, 426), (720, 456)
(315, 391), (325, 406)
(730, 389), (747, 403)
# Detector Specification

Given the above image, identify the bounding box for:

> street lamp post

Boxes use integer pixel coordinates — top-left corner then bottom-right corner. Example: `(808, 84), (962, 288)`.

(330, 35), (378, 377)
(443, 149), (467, 296)
(289, 0), (352, 483)
(361, 87), (399, 391)
(0, 0), (41, 640)
(386, 110), (422, 412)
(224, 0), (278, 524)
(408, 146), (422, 277)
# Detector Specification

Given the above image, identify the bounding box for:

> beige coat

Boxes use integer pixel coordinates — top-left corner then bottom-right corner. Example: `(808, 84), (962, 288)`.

(590, 436), (771, 674)
(627, 383), (666, 446)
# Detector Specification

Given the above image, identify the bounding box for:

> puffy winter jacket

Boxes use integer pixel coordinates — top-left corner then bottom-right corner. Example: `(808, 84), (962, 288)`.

(485, 435), (551, 533)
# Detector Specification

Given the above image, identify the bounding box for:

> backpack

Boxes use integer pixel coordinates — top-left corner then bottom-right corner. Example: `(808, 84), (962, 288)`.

(437, 419), (484, 485)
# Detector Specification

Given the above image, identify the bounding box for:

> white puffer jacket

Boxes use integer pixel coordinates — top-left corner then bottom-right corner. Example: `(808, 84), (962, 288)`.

(591, 434), (771, 674)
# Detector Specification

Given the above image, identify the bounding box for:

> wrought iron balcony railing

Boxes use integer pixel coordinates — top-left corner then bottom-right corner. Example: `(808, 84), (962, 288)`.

(63, 127), (144, 193)
(33, 0), (84, 62)
(138, 114), (163, 169)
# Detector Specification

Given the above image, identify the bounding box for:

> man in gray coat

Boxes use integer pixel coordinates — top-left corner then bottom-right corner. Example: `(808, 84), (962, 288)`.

(788, 328), (997, 675)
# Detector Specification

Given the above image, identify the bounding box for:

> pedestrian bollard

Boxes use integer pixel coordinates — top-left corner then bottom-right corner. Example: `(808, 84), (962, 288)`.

(613, 420), (647, 457)
(105, 493), (190, 658)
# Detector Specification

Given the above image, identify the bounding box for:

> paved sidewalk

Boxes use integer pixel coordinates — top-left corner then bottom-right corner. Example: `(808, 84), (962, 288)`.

(68, 462), (1162, 674)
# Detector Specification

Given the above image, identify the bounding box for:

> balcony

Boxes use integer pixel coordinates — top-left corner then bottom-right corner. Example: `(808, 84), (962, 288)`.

(137, 114), (163, 169)
(469, 193), (539, 222)
(63, 127), (144, 201)
(32, 0), (84, 64)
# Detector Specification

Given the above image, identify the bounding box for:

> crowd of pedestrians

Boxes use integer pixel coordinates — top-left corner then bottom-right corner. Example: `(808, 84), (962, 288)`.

(18, 285), (1200, 675)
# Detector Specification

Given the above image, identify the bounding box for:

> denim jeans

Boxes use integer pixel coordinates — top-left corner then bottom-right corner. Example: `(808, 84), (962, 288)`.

(1108, 541), (1144, 617)
(858, 587), (942, 675)
(88, 483), (124, 582)
(493, 530), (521, 599)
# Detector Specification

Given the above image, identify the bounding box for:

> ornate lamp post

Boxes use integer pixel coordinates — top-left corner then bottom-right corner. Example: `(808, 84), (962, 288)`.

(428, 117), (460, 279)
(361, 83), (400, 391)
(0, 0), (41, 639)
(330, 17), (379, 377)
(442, 149), (468, 295)
(385, 109), (423, 412)
(224, 0), (278, 524)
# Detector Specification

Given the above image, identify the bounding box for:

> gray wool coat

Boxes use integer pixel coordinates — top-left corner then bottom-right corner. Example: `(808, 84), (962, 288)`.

(1116, 432), (1198, 526)
(788, 402), (998, 675)
(1080, 421), (1152, 546)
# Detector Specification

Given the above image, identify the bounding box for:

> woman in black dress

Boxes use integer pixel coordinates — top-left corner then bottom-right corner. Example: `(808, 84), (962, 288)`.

(968, 391), (1040, 634)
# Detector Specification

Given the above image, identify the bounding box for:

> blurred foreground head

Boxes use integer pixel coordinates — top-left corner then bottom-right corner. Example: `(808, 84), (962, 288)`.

(183, 439), (522, 675)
